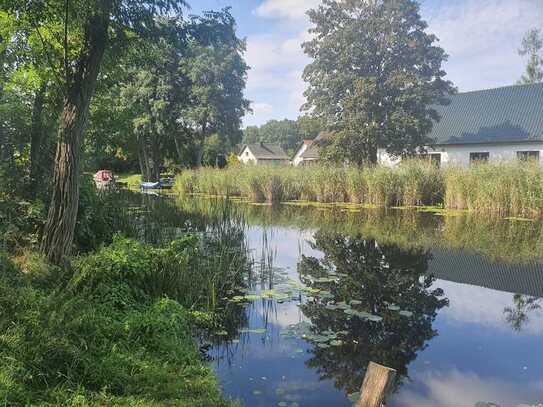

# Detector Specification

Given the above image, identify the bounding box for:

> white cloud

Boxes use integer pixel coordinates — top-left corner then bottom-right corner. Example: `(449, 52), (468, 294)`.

(251, 102), (274, 115)
(245, 0), (543, 125)
(255, 0), (320, 20)
(425, 0), (543, 90)
(396, 369), (543, 407)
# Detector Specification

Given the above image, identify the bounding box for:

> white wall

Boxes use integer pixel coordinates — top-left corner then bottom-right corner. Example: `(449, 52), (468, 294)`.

(378, 143), (543, 168)
(292, 144), (309, 166)
(238, 147), (258, 164)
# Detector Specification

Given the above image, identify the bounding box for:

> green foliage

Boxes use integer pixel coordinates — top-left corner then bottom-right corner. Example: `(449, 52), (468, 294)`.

(0, 236), (236, 406)
(302, 0), (455, 165)
(518, 28), (543, 85)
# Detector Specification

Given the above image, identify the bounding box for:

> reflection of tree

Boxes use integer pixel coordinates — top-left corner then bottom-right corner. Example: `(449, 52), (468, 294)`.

(504, 294), (541, 332)
(298, 231), (448, 395)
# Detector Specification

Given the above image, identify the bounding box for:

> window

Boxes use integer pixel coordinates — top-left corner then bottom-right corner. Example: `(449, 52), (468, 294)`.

(427, 153), (441, 167)
(245, 151), (249, 156)
(469, 152), (489, 164)
(517, 151), (540, 162)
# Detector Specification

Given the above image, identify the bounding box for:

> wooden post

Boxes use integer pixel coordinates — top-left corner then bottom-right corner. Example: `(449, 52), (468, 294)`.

(355, 362), (397, 407)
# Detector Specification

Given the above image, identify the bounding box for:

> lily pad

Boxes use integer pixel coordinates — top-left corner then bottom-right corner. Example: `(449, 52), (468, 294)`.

(239, 328), (267, 334)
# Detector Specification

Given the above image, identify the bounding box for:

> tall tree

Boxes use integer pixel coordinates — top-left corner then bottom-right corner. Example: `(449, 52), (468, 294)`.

(518, 28), (543, 85)
(302, 0), (455, 165)
(180, 9), (250, 167)
(4, 0), (187, 264)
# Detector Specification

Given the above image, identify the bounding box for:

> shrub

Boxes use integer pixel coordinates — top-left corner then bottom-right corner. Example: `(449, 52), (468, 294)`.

(0, 242), (234, 406)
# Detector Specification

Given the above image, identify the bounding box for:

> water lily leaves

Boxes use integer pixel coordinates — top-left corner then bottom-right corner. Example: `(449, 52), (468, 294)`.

(239, 328), (267, 334)
(329, 339), (343, 346)
(215, 330), (228, 336)
(278, 402), (288, 407)
(344, 308), (383, 322)
(399, 310), (413, 317)
(313, 276), (337, 283)
(350, 299), (362, 305)
(387, 303), (400, 311)
(244, 294), (261, 301)
(252, 390), (262, 396)
(317, 343), (330, 349)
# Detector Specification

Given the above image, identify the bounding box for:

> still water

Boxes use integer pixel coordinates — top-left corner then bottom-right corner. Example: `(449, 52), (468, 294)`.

(176, 199), (543, 407)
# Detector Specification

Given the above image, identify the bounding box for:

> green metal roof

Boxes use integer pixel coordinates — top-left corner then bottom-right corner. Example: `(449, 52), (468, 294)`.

(430, 83), (543, 145)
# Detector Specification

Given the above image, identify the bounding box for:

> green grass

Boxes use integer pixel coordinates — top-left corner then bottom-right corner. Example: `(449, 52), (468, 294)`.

(174, 161), (543, 218)
(0, 241), (238, 406)
(116, 173), (142, 190)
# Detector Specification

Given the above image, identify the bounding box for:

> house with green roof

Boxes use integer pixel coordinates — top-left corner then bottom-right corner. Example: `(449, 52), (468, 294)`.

(238, 142), (290, 165)
(294, 83), (543, 167)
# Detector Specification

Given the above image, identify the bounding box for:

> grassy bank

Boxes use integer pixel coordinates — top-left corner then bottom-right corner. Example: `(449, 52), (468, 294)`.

(0, 237), (239, 406)
(174, 161), (543, 218)
(1, 182), (248, 405)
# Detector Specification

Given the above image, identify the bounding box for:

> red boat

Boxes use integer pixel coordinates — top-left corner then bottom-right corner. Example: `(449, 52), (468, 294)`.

(94, 170), (116, 190)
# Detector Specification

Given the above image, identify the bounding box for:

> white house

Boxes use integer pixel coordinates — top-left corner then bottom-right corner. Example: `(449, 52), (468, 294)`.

(295, 83), (543, 167)
(238, 143), (290, 165)
(292, 139), (314, 166)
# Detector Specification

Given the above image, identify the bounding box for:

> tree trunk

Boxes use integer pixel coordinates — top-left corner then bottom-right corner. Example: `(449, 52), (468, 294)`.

(29, 82), (47, 187)
(41, 8), (111, 265)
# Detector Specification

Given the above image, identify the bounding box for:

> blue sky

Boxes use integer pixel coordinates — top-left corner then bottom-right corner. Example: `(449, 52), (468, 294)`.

(191, 0), (543, 127)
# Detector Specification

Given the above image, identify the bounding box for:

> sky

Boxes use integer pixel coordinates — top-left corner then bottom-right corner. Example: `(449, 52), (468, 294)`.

(190, 0), (543, 127)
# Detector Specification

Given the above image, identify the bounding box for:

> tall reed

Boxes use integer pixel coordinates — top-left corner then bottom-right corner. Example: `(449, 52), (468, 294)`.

(174, 160), (543, 217)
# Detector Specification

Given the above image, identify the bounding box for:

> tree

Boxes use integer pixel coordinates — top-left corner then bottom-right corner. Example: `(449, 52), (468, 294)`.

(3, 0), (187, 264)
(302, 0), (455, 165)
(518, 28), (543, 85)
(180, 9), (250, 167)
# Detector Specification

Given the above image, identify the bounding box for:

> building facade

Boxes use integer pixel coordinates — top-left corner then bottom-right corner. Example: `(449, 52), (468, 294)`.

(295, 83), (543, 168)
(238, 143), (290, 165)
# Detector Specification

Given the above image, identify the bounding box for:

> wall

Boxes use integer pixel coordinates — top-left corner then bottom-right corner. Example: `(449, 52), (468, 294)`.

(292, 144), (309, 166)
(238, 147), (258, 164)
(378, 142), (543, 168)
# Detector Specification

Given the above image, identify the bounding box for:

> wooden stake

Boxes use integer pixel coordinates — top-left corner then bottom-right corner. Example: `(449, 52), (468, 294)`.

(356, 362), (397, 407)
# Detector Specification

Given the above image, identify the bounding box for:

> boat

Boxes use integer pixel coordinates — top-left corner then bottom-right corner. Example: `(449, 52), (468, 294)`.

(140, 178), (174, 191)
(140, 181), (161, 191)
(94, 170), (116, 190)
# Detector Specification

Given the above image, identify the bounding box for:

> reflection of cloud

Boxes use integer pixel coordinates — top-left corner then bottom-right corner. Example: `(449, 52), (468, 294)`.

(394, 369), (543, 407)
(435, 280), (543, 335)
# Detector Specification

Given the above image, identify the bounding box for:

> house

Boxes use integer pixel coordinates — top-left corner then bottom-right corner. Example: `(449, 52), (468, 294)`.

(292, 139), (314, 166)
(238, 143), (290, 165)
(293, 135), (323, 166)
(295, 83), (543, 167)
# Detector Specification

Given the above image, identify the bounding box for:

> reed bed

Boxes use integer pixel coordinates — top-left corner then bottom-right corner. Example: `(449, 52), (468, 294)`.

(174, 160), (543, 217)
(444, 161), (543, 218)
(174, 160), (444, 207)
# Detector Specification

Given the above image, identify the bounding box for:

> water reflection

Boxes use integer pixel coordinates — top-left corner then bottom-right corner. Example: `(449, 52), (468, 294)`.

(298, 231), (448, 396)
(164, 197), (543, 406)
(503, 294), (541, 332)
